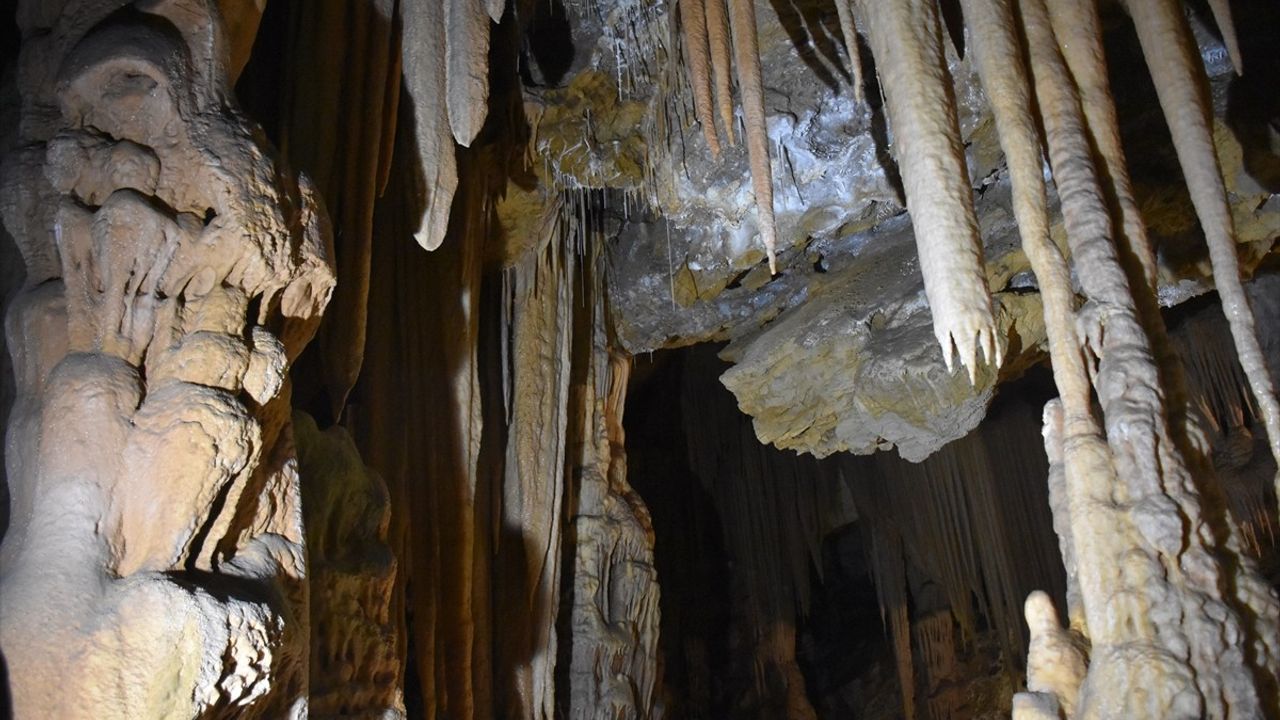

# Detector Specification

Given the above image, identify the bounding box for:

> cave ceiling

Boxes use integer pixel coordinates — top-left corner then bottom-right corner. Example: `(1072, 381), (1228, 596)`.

(505, 0), (1280, 461)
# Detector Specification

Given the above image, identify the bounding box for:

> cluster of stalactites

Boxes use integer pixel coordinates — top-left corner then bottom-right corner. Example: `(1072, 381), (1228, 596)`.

(401, 0), (501, 252)
(942, 0), (1280, 716)
(676, 0), (778, 274)
(677, 0), (1003, 380)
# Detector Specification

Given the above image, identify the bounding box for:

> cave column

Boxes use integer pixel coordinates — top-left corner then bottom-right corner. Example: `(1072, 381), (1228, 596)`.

(0, 2), (334, 716)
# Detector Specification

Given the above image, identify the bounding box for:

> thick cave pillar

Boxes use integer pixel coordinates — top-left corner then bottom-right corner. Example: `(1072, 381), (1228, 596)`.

(0, 1), (335, 716)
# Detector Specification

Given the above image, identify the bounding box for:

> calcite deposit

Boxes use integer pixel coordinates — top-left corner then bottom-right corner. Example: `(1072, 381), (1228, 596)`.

(0, 1), (334, 716)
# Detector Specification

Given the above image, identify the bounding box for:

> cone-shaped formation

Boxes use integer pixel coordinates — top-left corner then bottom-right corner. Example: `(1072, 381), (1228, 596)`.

(402, 0), (495, 250)
(680, 0), (722, 156)
(728, 0), (779, 274)
(856, 0), (1003, 381)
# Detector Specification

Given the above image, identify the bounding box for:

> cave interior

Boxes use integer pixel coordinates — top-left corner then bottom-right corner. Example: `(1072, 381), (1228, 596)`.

(0, 0), (1279, 718)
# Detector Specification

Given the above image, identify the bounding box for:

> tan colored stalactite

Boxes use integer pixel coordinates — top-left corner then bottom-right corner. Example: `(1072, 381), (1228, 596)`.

(680, 0), (721, 156)
(1045, 0), (1158, 291)
(727, 0), (779, 274)
(0, 2), (336, 716)
(1205, 0), (1243, 75)
(705, 0), (737, 146)
(446, 0), (492, 146)
(832, 0), (865, 104)
(282, 0), (400, 419)
(1123, 0), (1280, 498)
(855, 0), (1002, 382)
(1022, 0), (1206, 689)
(402, 0), (460, 251)
(496, 222), (576, 720)
(434, 171), (492, 720)
(1020, 0), (1280, 714)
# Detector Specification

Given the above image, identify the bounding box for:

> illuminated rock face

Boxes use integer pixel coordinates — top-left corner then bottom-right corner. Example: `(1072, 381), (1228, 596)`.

(0, 1), (333, 716)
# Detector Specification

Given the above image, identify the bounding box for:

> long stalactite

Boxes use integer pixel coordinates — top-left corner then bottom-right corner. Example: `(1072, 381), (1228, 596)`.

(726, 0), (779, 274)
(1122, 0), (1280, 498)
(855, 0), (1002, 382)
(679, 0), (721, 156)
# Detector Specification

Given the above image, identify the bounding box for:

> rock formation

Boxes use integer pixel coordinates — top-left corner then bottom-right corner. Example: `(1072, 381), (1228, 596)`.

(0, 1), (335, 716)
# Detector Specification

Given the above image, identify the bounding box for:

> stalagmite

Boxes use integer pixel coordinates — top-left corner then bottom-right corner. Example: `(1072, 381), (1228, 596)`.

(1022, 591), (1087, 717)
(566, 242), (662, 718)
(726, 0), (779, 274)
(705, 0), (737, 146)
(832, 0), (865, 104)
(1045, 0), (1158, 290)
(446, 0), (493, 146)
(1123, 0), (1280, 496)
(855, 0), (1002, 381)
(680, 0), (721, 155)
(294, 411), (404, 717)
(402, 0), (460, 250)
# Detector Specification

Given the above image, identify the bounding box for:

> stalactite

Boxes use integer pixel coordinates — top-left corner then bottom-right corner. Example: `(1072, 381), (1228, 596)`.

(876, 530), (916, 720)
(1122, 0), (1280, 497)
(1044, 0), (1158, 291)
(727, 0), (779, 274)
(402, 0), (460, 251)
(446, 0), (493, 146)
(1018, 0), (1280, 713)
(855, 0), (1002, 382)
(704, 0), (737, 146)
(832, 0), (865, 104)
(956, 0), (1103, 643)
(679, 0), (721, 156)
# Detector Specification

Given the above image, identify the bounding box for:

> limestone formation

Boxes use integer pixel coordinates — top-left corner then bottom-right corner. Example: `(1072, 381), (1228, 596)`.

(0, 1), (335, 716)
